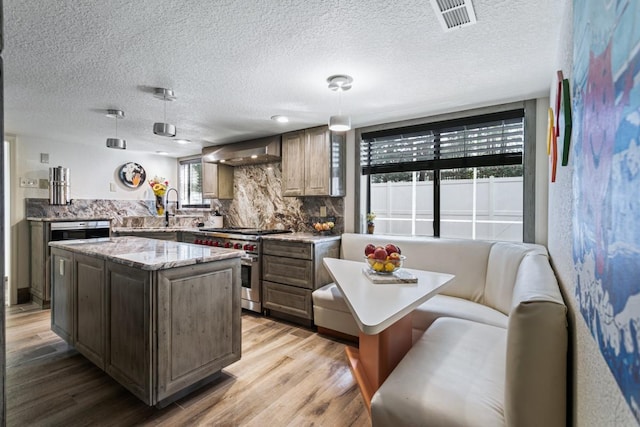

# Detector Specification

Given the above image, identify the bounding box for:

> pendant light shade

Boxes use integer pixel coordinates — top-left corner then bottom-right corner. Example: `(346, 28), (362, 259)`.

(153, 88), (177, 137)
(106, 109), (126, 149)
(106, 138), (126, 149)
(326, 75), (353, 132)
(328, 115), (351, 132)
(153, 122), (176, 137)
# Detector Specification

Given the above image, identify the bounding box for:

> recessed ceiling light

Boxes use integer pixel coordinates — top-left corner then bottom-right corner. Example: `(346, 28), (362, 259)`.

(156, 151), (169, 155)
(250, 154), (258, 159)
(174, 139), (191, 144)
(271, 115), (289, 123)
(220, 159), (226, 163)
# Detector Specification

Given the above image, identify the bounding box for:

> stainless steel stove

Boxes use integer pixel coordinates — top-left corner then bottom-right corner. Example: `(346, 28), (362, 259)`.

(186, 228), (292, 313)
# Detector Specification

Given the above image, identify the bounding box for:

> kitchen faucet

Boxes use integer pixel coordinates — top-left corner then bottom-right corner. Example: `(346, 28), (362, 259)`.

(165, 187), (180, 227)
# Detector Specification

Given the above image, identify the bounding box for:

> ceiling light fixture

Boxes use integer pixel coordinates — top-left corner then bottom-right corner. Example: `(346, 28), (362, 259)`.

(271, 115), (289, 123)
(156, 151), (169, 155)
(174, 139), (191, 144)
(153, 88), (177, 137)
(105, 109), (126, 149)
(327, 75), (353, 132)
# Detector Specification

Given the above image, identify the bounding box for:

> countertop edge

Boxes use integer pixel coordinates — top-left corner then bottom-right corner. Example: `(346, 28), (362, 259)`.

(49, 237), (243, 271)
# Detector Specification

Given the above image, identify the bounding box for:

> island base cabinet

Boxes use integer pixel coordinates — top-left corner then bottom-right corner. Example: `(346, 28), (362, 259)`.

(156, 259), (241, 402)
(51, 249), (74, 343)
(75, 254), (106, 369)
(105, 262), (153, 405)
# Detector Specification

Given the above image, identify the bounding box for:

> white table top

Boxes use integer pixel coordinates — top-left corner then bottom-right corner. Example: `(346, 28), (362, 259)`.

(323, 258), (455, 335)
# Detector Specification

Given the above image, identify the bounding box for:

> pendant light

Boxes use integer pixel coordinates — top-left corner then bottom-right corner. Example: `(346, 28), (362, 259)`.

(106, 109), (126, 149)
(153, 88), (177, 137)
(327, 75), (353, 132)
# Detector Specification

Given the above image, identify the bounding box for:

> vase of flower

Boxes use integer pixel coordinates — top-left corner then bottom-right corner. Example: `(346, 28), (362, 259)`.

(366, 212), (376, 234)
(149, 176), (169, 216)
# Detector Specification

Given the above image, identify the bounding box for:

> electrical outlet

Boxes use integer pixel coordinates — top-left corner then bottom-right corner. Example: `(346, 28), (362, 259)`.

(320, 206), (327, 217)
(19, 177), (38, 188)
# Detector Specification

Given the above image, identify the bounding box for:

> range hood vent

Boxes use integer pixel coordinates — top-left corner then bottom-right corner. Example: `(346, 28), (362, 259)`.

(202, 135), (281, 166)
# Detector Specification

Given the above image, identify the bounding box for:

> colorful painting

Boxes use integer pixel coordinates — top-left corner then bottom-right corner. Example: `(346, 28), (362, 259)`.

(572, 0), (640, 422)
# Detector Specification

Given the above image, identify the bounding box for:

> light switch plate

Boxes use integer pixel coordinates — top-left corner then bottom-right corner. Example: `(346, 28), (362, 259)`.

(40, 153), (49, 164)
(110, 182), (116, 192)
(19, 177), (38, 188)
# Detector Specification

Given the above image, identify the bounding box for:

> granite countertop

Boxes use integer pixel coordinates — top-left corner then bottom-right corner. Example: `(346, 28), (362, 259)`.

(261, 232), (342, 243)
(49, 236), (243, 271)
(28, 217), (112, 222)
(112, 227), (200, 233)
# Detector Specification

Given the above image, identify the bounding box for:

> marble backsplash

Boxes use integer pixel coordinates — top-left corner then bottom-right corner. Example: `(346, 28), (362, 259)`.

(25, 198), (213, 228)
(25, 162), (344, 233)
(218, 162), (344, 233)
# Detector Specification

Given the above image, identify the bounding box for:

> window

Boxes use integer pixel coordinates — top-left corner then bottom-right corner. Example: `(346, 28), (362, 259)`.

(361, 109), (527, 241)
(178, 157), (209, 208)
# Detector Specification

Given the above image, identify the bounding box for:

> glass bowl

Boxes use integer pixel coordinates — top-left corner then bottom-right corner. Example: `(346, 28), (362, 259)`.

(364, 255), (405, 274)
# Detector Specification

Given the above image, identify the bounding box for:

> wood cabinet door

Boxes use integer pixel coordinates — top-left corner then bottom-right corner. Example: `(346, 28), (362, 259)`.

(263, 281), (313, 320)
(29, 222), (45, 302)
(156, 259), (241, 402)
(202, 161), (234, 200)
(262, 254), (313, 289)
(105, 262), (152, 405)
(304, 126), (330, 195)
(50, 248), (74, 343)
(281, 130), (306, 196)
(74, 254), (106, 369)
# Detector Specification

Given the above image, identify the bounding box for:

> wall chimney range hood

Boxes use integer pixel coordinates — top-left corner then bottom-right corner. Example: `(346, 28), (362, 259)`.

(202, 135), (281, 166)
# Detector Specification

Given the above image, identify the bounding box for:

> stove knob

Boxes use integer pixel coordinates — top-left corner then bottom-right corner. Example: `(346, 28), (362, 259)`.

(212, 241), (219, 247)
(251, 244), (257, 251)
(224, 242), (232, 248)
(194, 239), (201, 244)
(234, 243), (242, 249)
(243, 243), (250, 250)
(207, 240), (214, 246)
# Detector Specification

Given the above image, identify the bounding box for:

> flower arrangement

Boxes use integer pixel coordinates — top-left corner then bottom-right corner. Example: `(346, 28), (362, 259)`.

(149, 176), (169, 196)
(366, 212), (376, 225)
(149, 176), (169, 215)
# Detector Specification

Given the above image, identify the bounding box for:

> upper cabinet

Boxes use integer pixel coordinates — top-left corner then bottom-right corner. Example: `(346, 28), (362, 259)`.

(282, 126), (345, 197)
(201, 162), (234, 200)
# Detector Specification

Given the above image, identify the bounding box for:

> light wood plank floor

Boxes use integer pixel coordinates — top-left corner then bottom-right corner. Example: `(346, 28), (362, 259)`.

(6, 303), (370, 426)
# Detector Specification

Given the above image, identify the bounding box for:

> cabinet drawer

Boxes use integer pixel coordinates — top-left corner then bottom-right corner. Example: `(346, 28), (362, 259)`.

(263, 281), (313, 320)
(263, 240), (312, 259)
(262, 255), (313, 289)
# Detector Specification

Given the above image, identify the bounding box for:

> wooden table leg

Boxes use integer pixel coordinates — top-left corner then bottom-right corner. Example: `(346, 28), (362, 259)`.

(345, 313), (413, 411)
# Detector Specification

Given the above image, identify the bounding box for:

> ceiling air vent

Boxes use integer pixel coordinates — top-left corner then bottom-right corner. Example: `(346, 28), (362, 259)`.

(429, 0), (477, 31)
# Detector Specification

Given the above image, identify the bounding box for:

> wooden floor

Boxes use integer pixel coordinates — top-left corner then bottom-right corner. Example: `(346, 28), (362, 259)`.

(6, 303), (370, 426)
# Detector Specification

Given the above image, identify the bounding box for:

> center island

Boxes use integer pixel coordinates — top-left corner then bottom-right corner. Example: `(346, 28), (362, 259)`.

(48, 236), (243, 407)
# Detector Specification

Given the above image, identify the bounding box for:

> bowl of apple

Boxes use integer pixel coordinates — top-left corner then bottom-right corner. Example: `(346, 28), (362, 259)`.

(364, 243), (405, 274)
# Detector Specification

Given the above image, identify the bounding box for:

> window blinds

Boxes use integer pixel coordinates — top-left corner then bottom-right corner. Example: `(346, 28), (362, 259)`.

(361, 110), (524, 173)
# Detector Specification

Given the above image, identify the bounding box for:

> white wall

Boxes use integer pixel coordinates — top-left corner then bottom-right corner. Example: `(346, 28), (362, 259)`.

(546, 2), (637, 425)
(10, 135), (179, 296)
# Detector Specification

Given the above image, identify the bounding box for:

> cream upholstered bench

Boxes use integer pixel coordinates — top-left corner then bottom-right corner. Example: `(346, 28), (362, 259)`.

(312, 233), (567, 427)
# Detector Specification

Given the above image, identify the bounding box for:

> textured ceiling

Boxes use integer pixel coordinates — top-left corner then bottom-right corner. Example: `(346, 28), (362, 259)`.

(4, 0), (563, 157)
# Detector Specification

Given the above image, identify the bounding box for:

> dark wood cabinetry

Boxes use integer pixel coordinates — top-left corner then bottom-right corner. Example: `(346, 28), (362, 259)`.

(262, 239), (339, 325)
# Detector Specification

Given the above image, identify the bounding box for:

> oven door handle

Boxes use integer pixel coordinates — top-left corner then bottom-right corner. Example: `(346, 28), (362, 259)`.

(241, 255), (259, 265)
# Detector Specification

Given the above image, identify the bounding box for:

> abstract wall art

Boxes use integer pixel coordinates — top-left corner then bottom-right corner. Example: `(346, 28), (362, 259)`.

(572, 0), (640, 422)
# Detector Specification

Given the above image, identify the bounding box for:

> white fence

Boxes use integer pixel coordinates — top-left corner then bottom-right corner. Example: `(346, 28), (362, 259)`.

(369, 176), (523, 242)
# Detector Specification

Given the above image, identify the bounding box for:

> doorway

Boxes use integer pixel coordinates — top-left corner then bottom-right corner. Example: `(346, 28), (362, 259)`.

(4, 137), (13, 306)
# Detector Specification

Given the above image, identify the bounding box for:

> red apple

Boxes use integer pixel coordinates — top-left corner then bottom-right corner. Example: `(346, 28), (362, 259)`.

(364, 243), (376, 256)
(385, 244), (399, 256)
(373, 247), (388, 261)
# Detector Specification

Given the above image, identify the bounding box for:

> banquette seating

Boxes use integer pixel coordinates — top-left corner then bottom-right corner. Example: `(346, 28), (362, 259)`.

(312, 233), (567, 427)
